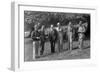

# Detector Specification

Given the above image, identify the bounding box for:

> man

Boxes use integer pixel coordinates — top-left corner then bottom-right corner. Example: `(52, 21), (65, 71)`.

(30, 23), (40, 38)
(56, 22), (63, 52)
(31, 24), (40, 40)
(78, 21), (86, 50)
(31, 24), (40, 58)
(40, 25), (45, 55)
(67, 22), (73, 51)
(49, 25), (56, 53)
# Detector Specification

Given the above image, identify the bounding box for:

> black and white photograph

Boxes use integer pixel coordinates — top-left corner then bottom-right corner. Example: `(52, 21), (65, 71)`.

(10, 1), (98, 71)
(24, 11), (90, 62)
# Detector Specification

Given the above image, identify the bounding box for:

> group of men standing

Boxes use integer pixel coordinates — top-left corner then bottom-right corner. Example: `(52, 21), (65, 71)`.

(31, 20), (87, 57)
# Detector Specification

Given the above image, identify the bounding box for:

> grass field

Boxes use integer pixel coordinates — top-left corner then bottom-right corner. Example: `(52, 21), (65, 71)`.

(24, 38), (90, 62)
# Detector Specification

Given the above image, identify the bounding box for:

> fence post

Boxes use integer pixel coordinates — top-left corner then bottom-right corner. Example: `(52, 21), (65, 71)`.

(33, 40), (40, 60)
(33, 41), (36, 60)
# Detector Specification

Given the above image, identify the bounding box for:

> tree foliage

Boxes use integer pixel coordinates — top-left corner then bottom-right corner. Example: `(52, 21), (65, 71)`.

(24, 11), (90, 31)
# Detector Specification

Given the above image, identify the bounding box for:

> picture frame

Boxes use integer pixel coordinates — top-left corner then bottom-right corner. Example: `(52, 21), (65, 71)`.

(11, 2), (97, 71)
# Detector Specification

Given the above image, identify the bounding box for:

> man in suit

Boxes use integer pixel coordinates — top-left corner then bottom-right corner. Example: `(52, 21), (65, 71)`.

(78, 21), (86, 50)
(56, 22), (63, 52)
(49, 25), (56, 53)
(40, 25), (45, 55)
(67, 22), (73, 51)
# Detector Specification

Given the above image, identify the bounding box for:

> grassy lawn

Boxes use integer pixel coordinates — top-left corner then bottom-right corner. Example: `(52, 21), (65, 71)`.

(24, 38), (90, 61)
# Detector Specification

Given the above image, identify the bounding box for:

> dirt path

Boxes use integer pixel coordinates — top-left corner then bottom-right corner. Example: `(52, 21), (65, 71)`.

(24, 38), (90, 61)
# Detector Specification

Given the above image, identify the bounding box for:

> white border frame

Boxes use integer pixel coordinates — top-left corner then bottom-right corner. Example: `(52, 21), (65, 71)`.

(11, 2), (97, 71)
